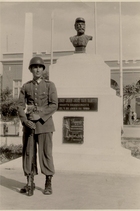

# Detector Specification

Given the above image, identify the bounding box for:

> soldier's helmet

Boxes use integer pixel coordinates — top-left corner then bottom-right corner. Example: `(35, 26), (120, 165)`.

(28, 57), (45, 70)
(75, 17), (85, 24)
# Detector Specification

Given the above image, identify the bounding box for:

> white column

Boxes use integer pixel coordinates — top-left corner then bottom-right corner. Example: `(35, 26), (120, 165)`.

(0, 12), (4, 140)
(94, 2), (97, 55)
(19, 13), (33, 136)
(50, 11), (54, 66)
(22, 13), (33, 84)
(119, 3), (124, 130)
(0, 14), (3, 85)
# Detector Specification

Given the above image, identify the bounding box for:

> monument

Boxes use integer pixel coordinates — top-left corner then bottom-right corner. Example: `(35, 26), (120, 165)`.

(70, 17), (92, 53)
(50, 18), (140, 175)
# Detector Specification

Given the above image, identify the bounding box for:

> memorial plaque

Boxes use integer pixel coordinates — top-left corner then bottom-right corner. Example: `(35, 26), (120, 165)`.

(58, 98), (98, 111)
(63, 116), (84, 144)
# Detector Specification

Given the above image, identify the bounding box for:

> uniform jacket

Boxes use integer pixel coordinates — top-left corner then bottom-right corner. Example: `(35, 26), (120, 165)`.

(17, 78), (58, 134)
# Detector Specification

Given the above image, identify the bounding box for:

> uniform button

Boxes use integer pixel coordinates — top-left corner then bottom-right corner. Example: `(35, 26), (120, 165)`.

(35, 103), (37, 106)
(35, 93), (37, 95)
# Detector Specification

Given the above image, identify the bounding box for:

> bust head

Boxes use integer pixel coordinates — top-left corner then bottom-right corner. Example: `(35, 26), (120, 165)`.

(74, 17), (85, 35)
(70, 17), (92, 53)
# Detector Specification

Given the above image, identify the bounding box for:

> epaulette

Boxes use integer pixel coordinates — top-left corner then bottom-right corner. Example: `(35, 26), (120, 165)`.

(44, 79), (52, 83)
(22, 80), (32, 87)
(25, 80), (32, 84)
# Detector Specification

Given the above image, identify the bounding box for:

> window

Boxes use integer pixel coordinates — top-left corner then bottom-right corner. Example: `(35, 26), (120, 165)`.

(15, 81), (18, 86)
(14, 88), (18, 95)
(13, 80), (22, 98)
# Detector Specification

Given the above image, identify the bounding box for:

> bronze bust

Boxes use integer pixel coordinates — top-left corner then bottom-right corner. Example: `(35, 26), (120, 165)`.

(70, 17), (92, 53)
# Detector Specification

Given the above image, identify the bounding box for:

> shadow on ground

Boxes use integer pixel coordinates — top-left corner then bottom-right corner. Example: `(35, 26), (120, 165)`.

(0, 175), (43, 194)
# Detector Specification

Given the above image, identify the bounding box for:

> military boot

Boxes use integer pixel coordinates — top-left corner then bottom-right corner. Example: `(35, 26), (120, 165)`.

(27, 174), (34, 196)
(20, 176), (29, 193)
(20, 175), (35, 195)
(43, 175), (53, 195)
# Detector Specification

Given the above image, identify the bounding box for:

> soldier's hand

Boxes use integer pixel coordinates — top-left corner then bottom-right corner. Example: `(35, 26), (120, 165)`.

(28, 113), (40, 121)
(24, 120), (36, 129)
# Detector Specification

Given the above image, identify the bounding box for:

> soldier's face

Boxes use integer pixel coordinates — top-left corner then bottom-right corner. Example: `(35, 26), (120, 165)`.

(30, 65), (44, 80)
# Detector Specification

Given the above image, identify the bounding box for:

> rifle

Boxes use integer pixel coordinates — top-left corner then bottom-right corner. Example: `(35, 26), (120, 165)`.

(27, 129), (35, 196)
(26, 104), (40, 196)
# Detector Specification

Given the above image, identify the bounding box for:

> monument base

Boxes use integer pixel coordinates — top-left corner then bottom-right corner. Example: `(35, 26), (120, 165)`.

(50, 53), (140, 176)
(53, 148), (140, 176)
(52, 106), (140, 176)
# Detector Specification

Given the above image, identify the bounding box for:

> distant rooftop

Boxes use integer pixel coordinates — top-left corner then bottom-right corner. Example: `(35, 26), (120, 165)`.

(1, 51), (140, 71)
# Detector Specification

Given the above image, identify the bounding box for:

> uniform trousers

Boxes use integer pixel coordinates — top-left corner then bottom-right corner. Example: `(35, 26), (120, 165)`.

(22, 131), (55, 176)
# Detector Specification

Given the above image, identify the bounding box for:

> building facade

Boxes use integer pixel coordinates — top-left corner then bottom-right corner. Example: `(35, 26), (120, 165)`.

(1, 51), (140, 118)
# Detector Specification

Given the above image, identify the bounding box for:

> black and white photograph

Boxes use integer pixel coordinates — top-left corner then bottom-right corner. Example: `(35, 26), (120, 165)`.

(0, 0), (140, 209)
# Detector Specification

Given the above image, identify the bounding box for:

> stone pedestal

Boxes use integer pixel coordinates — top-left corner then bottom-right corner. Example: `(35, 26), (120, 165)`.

(50, 53), (140, 175)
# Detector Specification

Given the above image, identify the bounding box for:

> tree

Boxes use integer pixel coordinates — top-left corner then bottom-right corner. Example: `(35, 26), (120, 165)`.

(1, 87), (18, 120)
(123, 83), (140, 108)
(114, 83), (140, 124)
(0, 87), (12, 102)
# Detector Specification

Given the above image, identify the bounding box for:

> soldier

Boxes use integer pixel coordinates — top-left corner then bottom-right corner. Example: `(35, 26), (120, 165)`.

(17, 56), (58, 196)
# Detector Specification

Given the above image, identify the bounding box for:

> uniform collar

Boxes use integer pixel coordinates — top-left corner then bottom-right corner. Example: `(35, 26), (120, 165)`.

(32, 77), (43, 84)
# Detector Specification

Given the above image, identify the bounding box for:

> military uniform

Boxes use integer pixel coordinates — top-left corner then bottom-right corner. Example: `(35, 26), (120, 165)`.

(17, 78), (58, 176)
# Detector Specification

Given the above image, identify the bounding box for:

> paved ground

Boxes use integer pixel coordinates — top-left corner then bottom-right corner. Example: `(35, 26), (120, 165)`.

(0, 126), (140, 210)
(0, 157), (140, 210)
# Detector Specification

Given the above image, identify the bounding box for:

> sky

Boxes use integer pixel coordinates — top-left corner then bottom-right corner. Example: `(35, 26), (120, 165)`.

(0, 1), (140, 61)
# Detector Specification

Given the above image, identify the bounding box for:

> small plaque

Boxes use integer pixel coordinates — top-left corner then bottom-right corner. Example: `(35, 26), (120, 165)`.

(58, 98), (98, 111)
(63, 116), (84, 144)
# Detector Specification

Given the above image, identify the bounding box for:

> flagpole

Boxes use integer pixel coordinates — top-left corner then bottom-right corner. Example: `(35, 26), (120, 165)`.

(119, 2), (124, 130)
(94, 2), (97, 54)
(50, 11), (54, 66)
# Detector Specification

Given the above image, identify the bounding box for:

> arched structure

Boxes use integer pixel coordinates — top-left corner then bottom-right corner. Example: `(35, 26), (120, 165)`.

(111, 79), (119, 89)
(136, 80), (140, 86)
